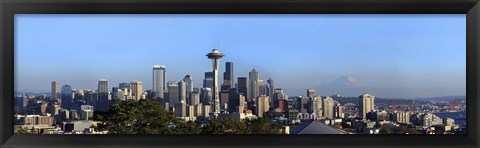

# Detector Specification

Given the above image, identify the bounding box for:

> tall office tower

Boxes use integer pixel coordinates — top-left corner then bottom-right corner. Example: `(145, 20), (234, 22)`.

(75, 89), (84, 102)
(227, 88), (239, 113)
(273, 88), (285, 109)
(323, 96), (334, 119)
(51, 80), (59, 100)
(168, 81), (179, 106)
(312, 96), (323, 119)
(265, 83), (271, 97)
(237, 77), (248, 100)
(153, 65), (166, 100)
(60, 85), (73, 110)
(359, 93), (375, 119)
(178, 80), (187, 104)
(97, 79), (109, 111)
(266, 78), (274, 97)
(183, 75), (193, 104)
(238, 94), (245, 113)
(248, 69), (259, 102)
(299, 96), (311, 114)
(223, 62), (234, 86)
(203, 72), (214, 89)
(111, 87), (119, 100)
(220, 91), (229, 111)
(14, 95), (28, 114)
(84, 90), (97, 107)
(190, 90), (200, 105)
(256, 95), (269, 118)
(130, 80), (143, 101)
(174, 101), (187, 117)
(119, 82), (130, 89)
(201, 88), (212, 105)
(258, 80), (265, 96)
(335, 104), (345, 119)
(307, 89), (316, 97)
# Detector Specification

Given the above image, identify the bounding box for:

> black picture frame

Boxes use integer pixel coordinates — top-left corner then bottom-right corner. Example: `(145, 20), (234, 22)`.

(1, 0), (479, 148)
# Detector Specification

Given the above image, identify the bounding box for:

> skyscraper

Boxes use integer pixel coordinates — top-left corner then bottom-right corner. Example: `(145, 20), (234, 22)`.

(178, 80), (187, 104)
(97, 79), (109, 111)
(51, 80), (58, 100)
(183, 75), (193, 104)
(153, 65), (166, 100)
(168, 81), (179, 107)
(311, 96), (323, 119)
(223, 62), (233, 87)
(119, 82), (130, 89)
(203, 72), (213, 89)
(61, 85), (73, 110)
(227, 88), (239, 113)
(130, 80), (143, 101)
(359, 93), (375, 119)
(201, 87), (212, 105)
(266, 78), (274, 97)
(237, 77), (248, 99)
(335, 104), (345, 119)
(248, 69), (259, 102)
(323, 96), (334, 119)
(256, 95), (269, 118)
(258, 80), (265, 96)
(190, 89), (200, 105)
(307, 89), (316, 97)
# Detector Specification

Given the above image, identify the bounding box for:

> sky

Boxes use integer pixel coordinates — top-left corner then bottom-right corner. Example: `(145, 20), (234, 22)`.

(14, 14), (466, 98)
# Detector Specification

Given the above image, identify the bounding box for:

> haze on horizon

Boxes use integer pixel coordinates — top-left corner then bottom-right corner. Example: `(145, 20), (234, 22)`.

(14, 14), (466, 98)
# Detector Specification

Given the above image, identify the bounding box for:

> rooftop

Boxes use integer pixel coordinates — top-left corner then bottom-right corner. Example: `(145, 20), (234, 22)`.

(290, 120), (344, 134)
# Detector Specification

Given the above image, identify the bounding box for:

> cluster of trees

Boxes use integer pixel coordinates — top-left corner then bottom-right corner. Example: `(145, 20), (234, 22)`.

(92, 99), (282, 134)
(378, 124), (419, 134)
(14, 127), (36, 134)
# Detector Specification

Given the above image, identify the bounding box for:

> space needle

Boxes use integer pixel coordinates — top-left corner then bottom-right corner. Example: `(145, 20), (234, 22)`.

(206, 46), (224, 117)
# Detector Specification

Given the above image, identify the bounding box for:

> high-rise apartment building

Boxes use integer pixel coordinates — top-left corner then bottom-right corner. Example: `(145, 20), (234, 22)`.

(323, 96), (334, 119)
(130, 80), (143, 101)
(359, 93), (375, 119)
(256, 95), (269, 118)
(335, 105), (345, 119)
(307, 89), (316, 98)
(312, 96), (323, 119)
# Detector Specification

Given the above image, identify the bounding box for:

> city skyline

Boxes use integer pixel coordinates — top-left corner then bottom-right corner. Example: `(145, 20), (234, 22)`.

(15, 14), (466, 98)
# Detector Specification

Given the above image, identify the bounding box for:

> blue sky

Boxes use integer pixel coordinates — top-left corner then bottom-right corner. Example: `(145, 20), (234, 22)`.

(15, 14), (466, 98)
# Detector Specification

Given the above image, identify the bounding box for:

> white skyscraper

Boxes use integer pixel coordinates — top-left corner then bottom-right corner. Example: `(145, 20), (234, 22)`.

(359, 93), (375, 119)
(153, 65), (166, 100)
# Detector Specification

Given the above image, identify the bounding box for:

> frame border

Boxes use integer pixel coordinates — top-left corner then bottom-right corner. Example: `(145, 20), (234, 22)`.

(1, 0), (479, 148)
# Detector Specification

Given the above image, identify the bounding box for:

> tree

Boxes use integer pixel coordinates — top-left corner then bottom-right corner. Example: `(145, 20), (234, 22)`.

(201, 117), (282, 134)
(245, 117), (282, 134)
(15, 127), (30, 134)
(92, 99), (200, 134)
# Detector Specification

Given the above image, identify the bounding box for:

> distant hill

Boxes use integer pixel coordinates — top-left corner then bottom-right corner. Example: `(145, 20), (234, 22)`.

(412, 96), (466, 102)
